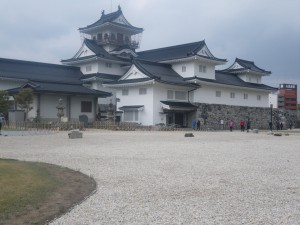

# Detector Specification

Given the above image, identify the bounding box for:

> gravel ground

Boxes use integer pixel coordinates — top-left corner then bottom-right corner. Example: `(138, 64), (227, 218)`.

(1, 130), (300, 225)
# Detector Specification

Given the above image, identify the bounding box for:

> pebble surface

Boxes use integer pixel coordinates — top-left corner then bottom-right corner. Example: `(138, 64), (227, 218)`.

(1, 130), (300, 225)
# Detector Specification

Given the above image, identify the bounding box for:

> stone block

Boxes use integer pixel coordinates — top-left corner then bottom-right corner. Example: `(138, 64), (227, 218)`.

(184, 133), (194, 137)
(68, 130), (83, 139)
(253, 129), (259, 134)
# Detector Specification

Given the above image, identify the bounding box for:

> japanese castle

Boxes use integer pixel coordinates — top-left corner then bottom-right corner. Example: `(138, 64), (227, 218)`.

(0, 6), (276, 126)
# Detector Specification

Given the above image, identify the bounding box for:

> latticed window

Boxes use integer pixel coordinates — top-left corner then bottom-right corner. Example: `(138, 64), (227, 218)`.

(81, 101), (92, 113)
(244, 93), (248, 99)
(122, 89), (129, 96)
(124, 111), (138, 122)
(216, 91), (221, 97)
(257, 95), (261, 101)
(175, 91), (187, 100)
(139, 88), (147, 95)
(167, 90), (174, 99)
(230, 92), (235, 98)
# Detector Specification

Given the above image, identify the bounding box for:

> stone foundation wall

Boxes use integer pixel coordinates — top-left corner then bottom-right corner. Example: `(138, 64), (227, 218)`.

(190, 103), (298, 130)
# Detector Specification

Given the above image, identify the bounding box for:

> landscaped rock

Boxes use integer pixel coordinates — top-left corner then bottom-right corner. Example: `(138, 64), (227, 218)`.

(274, 133), (282, 136)
(184, 133), (194, 137)
(68, 130), (83, 139)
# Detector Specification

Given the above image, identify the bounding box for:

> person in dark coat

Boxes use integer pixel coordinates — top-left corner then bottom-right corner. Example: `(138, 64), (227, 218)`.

(246, 119), (251, 132)
(0, 120), (2, 135)
(196, 120), (201, 130)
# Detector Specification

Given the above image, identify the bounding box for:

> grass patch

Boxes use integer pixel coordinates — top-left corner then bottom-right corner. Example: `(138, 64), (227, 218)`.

(0, 159), (96, 225)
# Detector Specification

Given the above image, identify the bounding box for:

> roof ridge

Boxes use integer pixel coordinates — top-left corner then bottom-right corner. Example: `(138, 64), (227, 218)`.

(0, 57), (80, 70)
(138, 40), (205, 54)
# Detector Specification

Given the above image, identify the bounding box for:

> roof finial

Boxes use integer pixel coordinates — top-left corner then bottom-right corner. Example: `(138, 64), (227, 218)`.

(101, 10), (105, 16)
(118, 5), (121, 11)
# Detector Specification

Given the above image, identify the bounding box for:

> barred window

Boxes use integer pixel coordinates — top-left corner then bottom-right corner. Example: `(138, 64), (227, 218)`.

(122, 89), (129, 96)
(139, 88), (147, 95)
(86, 65), (92, 72)
(167, 90), (174, 99)
(216, 91), (221, 97)
(182, 66), (186, 72)
(230, 92), (235, 99)
(175, 91), (187, 100)
(81, 101), (92, 113)
(199, 65), (207, 73)
(124, 111), (139, 122)
(257, 95), (261, 101)
(244, 93), (248, 99)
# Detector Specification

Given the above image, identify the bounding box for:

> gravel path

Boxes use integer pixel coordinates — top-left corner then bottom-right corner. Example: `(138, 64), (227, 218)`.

(1, 130), (300, 225)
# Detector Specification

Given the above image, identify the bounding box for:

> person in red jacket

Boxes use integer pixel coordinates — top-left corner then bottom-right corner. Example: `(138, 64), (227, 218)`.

(240, 120), (245, 132)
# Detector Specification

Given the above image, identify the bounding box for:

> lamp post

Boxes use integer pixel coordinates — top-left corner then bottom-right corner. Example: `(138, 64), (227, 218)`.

(270, 104), (273, 131)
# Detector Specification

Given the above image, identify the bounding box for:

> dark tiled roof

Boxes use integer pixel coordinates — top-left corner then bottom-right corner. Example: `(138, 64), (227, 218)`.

(133, 60), (197, 87)
(0, 58), (82, 84)
(79, 8), (143, 33)
(161, 101), (197, 108)
(222, 58), (271, 74)
(7, 81), (112, 97)
(81, 73), (121, 81)
(137, 41), (226, 62)
(119, 105), (144, 110)
(185, 71), (277, 91)
(105, 78), (153, 85)
(61, 39), (131, 63)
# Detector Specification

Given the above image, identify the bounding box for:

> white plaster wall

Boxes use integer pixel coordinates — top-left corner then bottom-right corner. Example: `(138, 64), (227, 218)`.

(238, 74), (262, 84)
(153, 83), (192, 125)
(194, 84), (270, 107)
(27, 95), (38, 119)
(269, 93), (278, 108)
(171, 61), (216, 80)
(116, 85), (154, 125)
(97, 61), (126, 75)
(194, 63), (215, 80)
(80, 62), (99, 74)
(40, 95), (68, 120)
(172, 61), (195, 78)
(70, 96), (96, 122)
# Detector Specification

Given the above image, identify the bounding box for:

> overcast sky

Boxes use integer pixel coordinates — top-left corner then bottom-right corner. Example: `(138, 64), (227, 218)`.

(1, 0), (299, 98)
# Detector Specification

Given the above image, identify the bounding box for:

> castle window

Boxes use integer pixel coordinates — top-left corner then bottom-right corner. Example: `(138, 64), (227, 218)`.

(124, 111), (139, 122)
(139, 88), (147, 95)
(257, 95), (261, 101)
(216, 91), (221, 97)
(110, 33), (116, 41)
(230, 92), (235, 99)
(167, 90), (174, 99)
(86, 65), (92, 72)
(106, 63), (112, 68)
(199, 65), (207, 73)
(122, 89), (129, 96)
(97, 33), (102, 41)
(244, 93), (248, 99)
(175, 91), (187, 100)
(182, 66), (186, 72)
(81, 101), (92, 113)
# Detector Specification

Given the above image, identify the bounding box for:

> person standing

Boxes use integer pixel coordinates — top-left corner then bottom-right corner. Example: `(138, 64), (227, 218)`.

(240, 120), (245, 132)
(229, 120), (235, 132)
(280, 122), (283, 130)
(0, 120), (2, 135)
(196, 120), (201, 130)
(192, 119), (196, 130)
(246, 119), (251, 132)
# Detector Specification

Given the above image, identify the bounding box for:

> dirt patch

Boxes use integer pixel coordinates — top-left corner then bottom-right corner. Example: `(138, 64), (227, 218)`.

(1, 162), (96, 225)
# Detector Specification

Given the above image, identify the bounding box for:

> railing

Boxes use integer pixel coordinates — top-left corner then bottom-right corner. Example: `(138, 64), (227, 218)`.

(2, 121), (84, 131)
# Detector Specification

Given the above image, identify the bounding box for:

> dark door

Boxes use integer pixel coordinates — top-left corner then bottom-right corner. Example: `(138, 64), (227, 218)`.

(175, 113), (184, 127)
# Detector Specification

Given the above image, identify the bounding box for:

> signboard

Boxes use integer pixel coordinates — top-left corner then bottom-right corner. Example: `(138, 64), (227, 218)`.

(279, 84), (297, 90)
